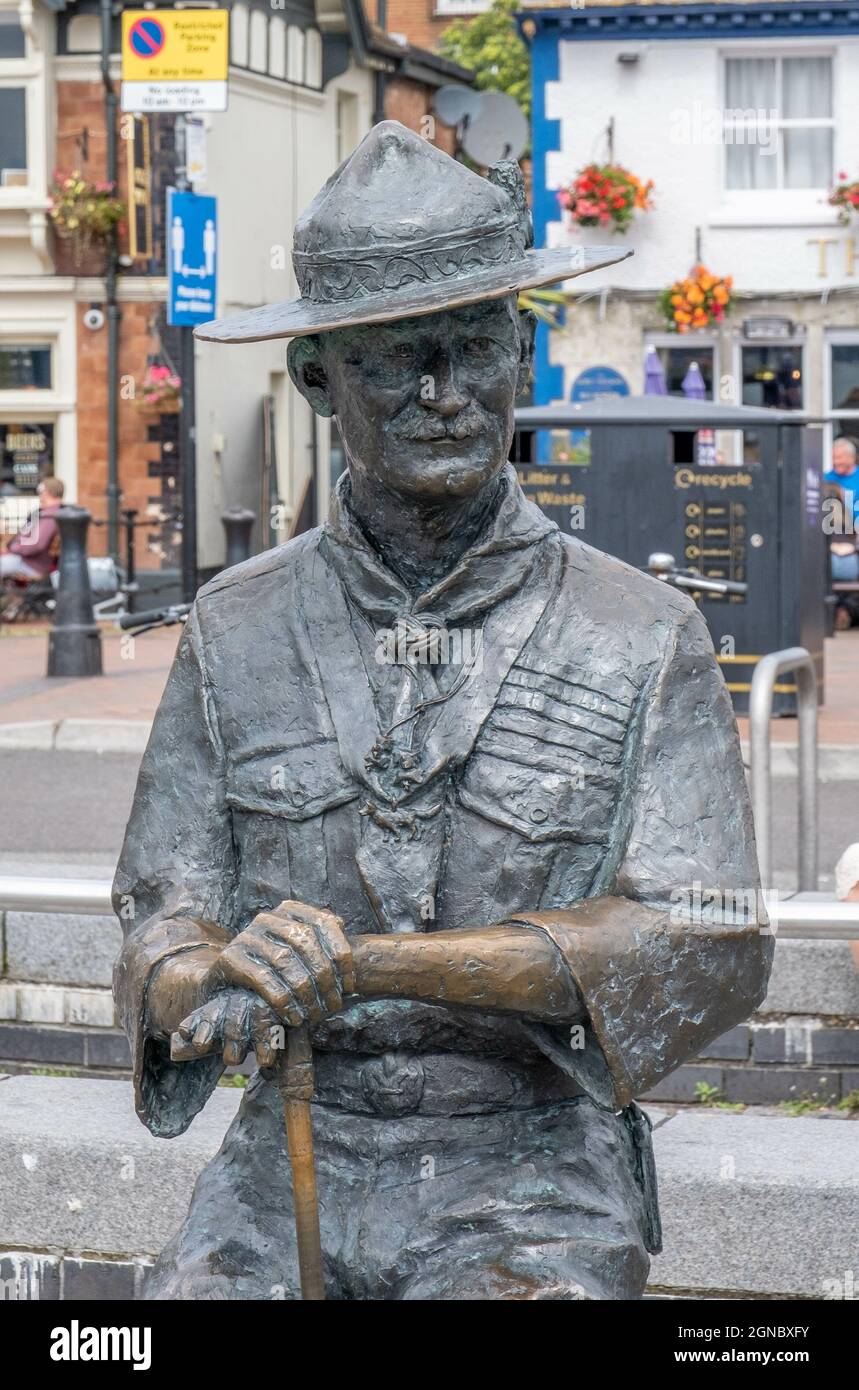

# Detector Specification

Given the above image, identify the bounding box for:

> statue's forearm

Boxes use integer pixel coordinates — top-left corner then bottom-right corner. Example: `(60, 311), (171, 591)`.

(349, 925), (584, 1023)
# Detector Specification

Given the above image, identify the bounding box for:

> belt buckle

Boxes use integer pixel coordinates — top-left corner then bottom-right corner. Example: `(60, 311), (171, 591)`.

(359, 1051), (425, 1117)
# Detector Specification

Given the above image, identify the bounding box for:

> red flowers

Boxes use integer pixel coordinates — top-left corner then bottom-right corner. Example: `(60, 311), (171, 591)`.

(829, 173), (859, 225)
(559, 163), (654, 235)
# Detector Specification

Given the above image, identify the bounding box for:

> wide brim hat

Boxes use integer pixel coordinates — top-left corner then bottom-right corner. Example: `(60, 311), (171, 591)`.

(196, 122), (631, 344)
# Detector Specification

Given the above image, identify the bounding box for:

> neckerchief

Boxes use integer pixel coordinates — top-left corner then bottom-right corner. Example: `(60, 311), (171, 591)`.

(297, 465), (562, 930)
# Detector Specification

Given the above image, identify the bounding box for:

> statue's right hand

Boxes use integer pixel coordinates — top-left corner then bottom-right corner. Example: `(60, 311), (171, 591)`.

(211, 900), (354, 1028)
(170, 987), (283, 1068)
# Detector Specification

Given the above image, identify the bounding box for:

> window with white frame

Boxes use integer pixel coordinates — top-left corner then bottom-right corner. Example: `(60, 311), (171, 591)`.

(0, 85), (26, 185)
(0, 11), (24, 59)
(644, 336), (717, 399)
(741, 341), (804, 410)
(723, 55), (833, 192)
(0, 10), (28, 188)
(827, 335), (859, 456)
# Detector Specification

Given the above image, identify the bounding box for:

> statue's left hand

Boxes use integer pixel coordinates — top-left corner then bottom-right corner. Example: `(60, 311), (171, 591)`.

(170, 987), (283, 1067)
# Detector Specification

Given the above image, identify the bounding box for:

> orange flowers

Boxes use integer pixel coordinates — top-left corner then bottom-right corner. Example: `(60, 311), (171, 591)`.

(660, 264), (733, 334)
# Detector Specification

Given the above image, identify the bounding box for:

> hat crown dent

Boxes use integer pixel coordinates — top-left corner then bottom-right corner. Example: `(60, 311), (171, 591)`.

(195, 120), (631, 342)
(292, 121), (520, 268)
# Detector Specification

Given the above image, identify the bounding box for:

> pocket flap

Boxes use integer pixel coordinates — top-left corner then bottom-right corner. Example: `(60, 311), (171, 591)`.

(226, 739), (359, 821)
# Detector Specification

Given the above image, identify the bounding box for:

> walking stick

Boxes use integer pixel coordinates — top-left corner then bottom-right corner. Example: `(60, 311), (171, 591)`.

(272, 1022), (326, 1301)
(173, 999), (325, 1301)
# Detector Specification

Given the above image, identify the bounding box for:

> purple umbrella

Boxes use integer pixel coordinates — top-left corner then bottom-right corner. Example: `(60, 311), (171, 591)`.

(682, 360), (707, 400)
(644, 346), (667, 395)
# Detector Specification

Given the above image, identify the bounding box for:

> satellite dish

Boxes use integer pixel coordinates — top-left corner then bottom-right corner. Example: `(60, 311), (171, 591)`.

(460, 91), (528, 166)
(434, 84), (484, 128)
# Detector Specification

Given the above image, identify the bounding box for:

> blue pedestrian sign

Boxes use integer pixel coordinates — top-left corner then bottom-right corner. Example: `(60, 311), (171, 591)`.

(167, 189), (217, 328)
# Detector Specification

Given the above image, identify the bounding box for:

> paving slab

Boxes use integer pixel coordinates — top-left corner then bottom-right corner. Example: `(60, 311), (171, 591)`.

(650, 1109), (859, 1297)
(0, 1075), (856, 1298)
(0, 1074), (241, 1257)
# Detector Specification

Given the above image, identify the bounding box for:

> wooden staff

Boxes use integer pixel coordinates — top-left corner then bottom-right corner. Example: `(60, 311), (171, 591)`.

(273, 1023), (326, 1301)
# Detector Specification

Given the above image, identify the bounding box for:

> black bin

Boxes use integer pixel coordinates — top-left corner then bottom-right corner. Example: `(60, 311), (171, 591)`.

(512, 396), (826, 715)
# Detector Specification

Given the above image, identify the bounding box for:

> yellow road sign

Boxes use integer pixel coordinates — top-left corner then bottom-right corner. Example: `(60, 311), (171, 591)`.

(121, 9), (228, 113)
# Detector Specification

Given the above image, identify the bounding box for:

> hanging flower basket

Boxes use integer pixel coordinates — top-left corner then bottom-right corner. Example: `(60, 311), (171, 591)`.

(659, 264), (733, 334)
(558, 163), (654, 235)
(828, 172), (859, 224)
(48, 170), (125, 267)
(135, 364), (182, 414)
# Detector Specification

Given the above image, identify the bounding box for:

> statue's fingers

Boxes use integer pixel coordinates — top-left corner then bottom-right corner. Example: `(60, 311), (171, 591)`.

(251, 1004), (283, 1069)
(274, 902), (355, 995)
(217, 948), (305, 1029)
(221, 993), (251, 1067)
(260, 921), (342, 1014)
(170, 1014), (220, 1062)
(248, 935), (324, 1019)
(311, 917), (355, 997)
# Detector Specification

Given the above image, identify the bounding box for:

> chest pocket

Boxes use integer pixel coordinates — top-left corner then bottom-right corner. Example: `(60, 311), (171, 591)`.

(457, 660), (636, 844)
(225, 738), (359, 821)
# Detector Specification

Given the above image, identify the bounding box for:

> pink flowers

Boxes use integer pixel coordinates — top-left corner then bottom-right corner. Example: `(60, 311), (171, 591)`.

(137, 363), (182, 410)
(559, 163), (655, 235)
(829, 173), (859, 225)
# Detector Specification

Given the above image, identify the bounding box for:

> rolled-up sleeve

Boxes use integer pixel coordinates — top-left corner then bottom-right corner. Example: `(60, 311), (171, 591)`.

(512, 604), (774, 1111)
(113, 605), (235, 1137)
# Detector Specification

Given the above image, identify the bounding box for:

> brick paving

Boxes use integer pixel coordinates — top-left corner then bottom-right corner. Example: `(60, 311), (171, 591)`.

(0, 621), (857, 744)
(0, 625), (180, 725)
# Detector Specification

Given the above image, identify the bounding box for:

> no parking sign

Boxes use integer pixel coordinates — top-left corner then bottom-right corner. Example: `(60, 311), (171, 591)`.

(121, 9), (228, 113)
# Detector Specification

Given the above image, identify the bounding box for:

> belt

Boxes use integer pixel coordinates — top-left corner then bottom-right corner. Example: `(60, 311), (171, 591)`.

(308, 1049), (583, 1118)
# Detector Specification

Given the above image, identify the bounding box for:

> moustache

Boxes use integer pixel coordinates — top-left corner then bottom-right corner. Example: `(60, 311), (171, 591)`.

(393, 402), (490, 443)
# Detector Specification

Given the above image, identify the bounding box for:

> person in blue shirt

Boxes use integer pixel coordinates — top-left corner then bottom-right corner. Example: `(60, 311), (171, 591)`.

(825, 437), (859, 525)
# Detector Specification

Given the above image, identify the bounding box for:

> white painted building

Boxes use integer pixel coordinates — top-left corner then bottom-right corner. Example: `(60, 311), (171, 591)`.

(521, 1), (859, 449)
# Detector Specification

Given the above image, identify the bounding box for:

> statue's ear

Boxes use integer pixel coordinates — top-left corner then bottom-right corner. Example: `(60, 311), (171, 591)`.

(287, 336), (333, 418)
(517, 308), (536, 395)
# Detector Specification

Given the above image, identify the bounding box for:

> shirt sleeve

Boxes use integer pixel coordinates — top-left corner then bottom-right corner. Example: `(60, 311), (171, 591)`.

(510, 602), (774, 1111)
(112, 604), (236, 1137)
(9, 513), (56, 558)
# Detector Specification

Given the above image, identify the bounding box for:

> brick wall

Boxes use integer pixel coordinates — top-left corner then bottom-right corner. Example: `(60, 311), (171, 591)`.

(384, 76), (458, 156)
(75, 300), (168, 565)
(373, 0), (460, 53)
(55, 82), (167, 567)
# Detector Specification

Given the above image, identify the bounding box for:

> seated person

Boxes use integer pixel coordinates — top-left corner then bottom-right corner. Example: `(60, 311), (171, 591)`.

(825, 437), (859, 527)
(824, 482), (859, 630)
(0, 476), (64, 580)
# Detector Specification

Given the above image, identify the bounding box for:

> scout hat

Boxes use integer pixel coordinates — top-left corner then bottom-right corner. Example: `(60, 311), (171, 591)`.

(195, 120), (631, 344)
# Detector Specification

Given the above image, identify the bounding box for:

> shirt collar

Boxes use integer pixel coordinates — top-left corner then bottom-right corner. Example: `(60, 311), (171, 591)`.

(322, 463), (556, 629)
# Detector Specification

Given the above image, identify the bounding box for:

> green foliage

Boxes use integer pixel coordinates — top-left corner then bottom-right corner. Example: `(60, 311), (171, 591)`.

(779, 1093), (835, 1117)
(437, 0), (531, 119)
(218, 1072), (248, 1088)
(694, 1080), (722, 1105)
(836, 1089), (859, 1113)
(692, 1080), (746, 1111)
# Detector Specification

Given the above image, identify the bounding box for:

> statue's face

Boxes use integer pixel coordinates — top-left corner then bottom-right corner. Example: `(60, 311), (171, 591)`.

(289, 297), (534, 503)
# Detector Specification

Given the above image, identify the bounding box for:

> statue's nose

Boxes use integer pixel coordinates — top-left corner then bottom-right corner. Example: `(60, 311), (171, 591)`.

(421, 358), (469, 417)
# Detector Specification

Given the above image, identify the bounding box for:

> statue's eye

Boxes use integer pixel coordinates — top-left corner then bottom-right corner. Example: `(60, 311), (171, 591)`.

(464, 336), (491, 357)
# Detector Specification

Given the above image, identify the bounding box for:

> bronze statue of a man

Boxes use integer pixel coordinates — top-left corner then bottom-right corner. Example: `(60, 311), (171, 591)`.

(114, 123), (772, 1301)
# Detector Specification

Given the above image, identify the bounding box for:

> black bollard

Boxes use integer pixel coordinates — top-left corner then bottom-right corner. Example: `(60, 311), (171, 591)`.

(47, 506), (103, 678)
(221, 506), (256, 569)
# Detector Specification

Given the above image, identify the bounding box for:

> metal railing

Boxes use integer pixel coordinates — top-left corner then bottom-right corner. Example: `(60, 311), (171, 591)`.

(0, 877), (858, 938)
(0, 876), (115, 916)
(749, 647), (818, 894)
